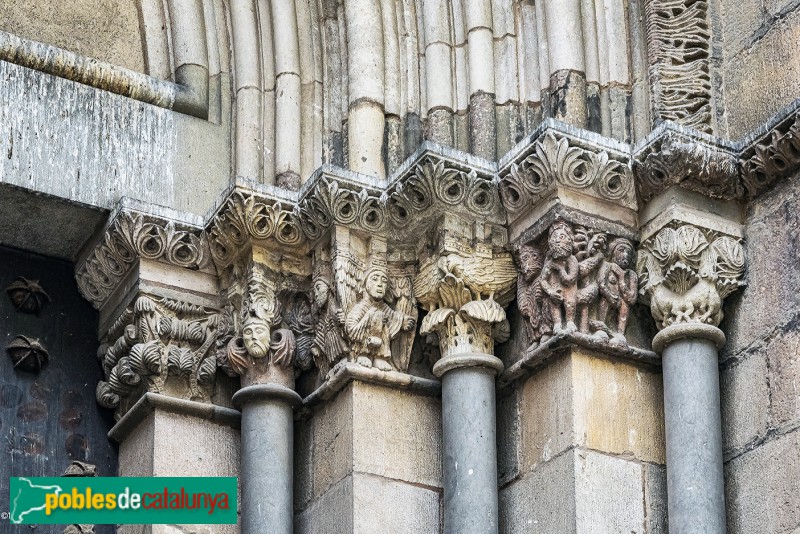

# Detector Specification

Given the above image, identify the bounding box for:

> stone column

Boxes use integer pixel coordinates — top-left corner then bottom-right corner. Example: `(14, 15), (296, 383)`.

(639, 223), (746, 533)
(416, 214), (517, 534)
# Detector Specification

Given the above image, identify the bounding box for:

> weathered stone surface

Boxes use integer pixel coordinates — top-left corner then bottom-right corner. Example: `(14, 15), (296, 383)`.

(0, 0), (145, 72)
(295, 476), (354, 534)
(644, 463), (669, 534)
(725, 9), (800, 138)
(352, 383), (442, 488)
(726, 430), (800, 533)
(724, 175), (800, 357)
(519, 350), (666, 470)
(352, 473), (441, 534)
(721, 351), (770, 454)
(310, 385), (354, 501)
(574, 450), (645, 533)
(500, 450), (576, 533)
(497, 387), (520, 486)
(719, 0), (766, 59)
(765, 326), (800, 429)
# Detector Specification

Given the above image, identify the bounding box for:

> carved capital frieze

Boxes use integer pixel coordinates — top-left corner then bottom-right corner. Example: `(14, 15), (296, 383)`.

(740, 103), (800, 198)
(633, 123), (739, 202)
(386, 144), (504, 236)
(415, 216), (516, 360)
(76, 207), (210, 309)
(497, 122), (636, 235)
(637, 222), (745, 330)
(95, 293), (222, 419)
(207, 188), (307, 270)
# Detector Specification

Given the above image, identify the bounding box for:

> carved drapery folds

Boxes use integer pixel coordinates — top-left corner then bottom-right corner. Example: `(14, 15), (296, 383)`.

(76, 210), (209, 309)
(514, 220), (639, 350)
(637, 224), (745, 330)
(499, 131), (635, 218)
(95, 295), (220, 417)
(644, 0), (713, 132)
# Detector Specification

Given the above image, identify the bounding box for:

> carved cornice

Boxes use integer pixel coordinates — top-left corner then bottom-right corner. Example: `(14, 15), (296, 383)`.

(387, 148), (504, 233)
(207, 188), (306, 269)
(633, 123), (739, 202)
(75, 208), (210, 309)
(497, 122), (635, 226)
(637, 222), (745, 330)
(740, 101), (800, 199)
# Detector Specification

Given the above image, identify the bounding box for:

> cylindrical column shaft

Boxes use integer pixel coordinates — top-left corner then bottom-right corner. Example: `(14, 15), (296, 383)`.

(440, 365), (499, 534)
(234, 384), (301, 534)
(660, 332), (726, 533)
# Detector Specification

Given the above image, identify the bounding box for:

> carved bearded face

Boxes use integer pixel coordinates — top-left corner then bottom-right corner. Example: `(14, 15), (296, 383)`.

(242, 316), (271, 358)
(313, 279), (329, 308)
(548, 225), (573, 259)
(612, 242), (634, 269)
(518, 246), (543, 281)
(365, 269), (388, 300)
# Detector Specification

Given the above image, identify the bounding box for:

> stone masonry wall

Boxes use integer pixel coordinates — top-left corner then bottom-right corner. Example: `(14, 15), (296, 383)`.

(720, 169), (800, 533)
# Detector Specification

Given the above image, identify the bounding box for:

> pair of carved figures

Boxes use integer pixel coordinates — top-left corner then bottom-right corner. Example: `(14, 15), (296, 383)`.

(310, 258), (417, 377)
(516, 220), (638, 346)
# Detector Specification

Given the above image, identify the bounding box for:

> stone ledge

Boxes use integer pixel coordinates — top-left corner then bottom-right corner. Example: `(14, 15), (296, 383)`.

(301, 361), (441, 409)
(497, 331), (659, 390)
(108, 392), (241, 443)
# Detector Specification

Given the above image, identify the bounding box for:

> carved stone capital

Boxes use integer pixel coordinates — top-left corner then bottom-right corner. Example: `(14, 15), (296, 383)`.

(415, 216), (516, 361)
(633, 123), (739, 202)
(497, 121), (636, 237)
(637, 222), (745, 330)
(76, 205), (210, 309)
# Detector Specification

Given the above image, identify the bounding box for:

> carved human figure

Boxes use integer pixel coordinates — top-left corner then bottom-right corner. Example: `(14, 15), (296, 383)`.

(539, 221), (579, 334)
(311, 277), (348, 377)
(242, 316), (271, 358)
(596, 238), (638, 338)
(345, 267), (416, 371)
(515, 244), (546, 344)
(575, 232), (607, 332)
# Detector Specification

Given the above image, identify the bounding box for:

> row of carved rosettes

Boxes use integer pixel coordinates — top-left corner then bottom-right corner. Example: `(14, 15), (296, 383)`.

(76, 212), (209, 308)
(498, 131), (635, 218)
(95, 294), (221, 418)
(637, 224), (745, 329)
(513, 220), (638, 350)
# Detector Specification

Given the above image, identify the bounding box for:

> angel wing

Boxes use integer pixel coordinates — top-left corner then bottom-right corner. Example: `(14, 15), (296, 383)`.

(334, 252), (363, 316)
(390, 274), (417, 372)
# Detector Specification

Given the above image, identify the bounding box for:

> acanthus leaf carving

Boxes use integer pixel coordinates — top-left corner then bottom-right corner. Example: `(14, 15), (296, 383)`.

(498, 132), (634, 217)
(741, 113), (800, 198)
(637, 223), (745, 330)
(299, 178), (386, 238)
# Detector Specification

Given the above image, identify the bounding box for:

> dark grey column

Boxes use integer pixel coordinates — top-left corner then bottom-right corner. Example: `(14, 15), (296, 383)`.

(233, 384), (302, 534)
(654, 324), (727, 534)
(434, 353), (504, 534)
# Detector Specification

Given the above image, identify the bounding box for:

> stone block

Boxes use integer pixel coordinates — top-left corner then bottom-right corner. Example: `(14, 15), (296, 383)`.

(644, 463), (668, 534)
(295, 414), (315, 511)
(500, 450), (576, 533)
(726, 430), (800, 533)
(497, 387), (521, 486)
(725, 175), (800, 357)
(574, 450), (645, 534)
(572, 352), (666, 464)
(766, 327), (800, 429)
(352, 473), (441, 534)
(520, 355), (574, 471)
(719, 0), (766, 58)
(352, 382), (443, 488)
(310, 385), (354, 501)
(720, 351), (770, 454)
(519, 350), (666, 471)
(295, 476), (354, 534)
(724, 9), (800, 137)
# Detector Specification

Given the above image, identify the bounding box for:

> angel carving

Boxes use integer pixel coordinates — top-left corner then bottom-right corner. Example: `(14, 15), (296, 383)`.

(311, 260), (349, 378)
(345, 267), (416, 371)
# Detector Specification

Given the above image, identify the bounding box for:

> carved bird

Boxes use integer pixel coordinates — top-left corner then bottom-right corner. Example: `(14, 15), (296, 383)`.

(440, 253), (517, 304)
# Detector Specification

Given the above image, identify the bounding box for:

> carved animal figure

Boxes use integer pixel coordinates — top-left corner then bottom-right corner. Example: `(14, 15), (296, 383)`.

(648, 277), (722, 328)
